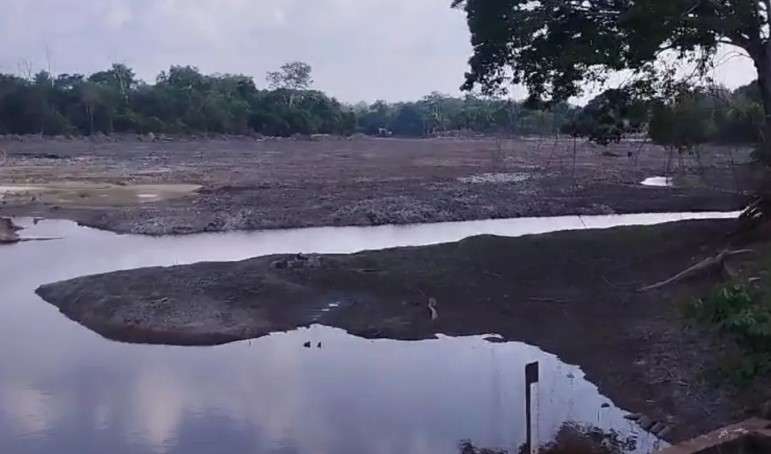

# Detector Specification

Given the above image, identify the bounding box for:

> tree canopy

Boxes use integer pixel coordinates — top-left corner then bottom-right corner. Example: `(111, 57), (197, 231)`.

(452, 1), (770, 111)
(266, 62), (314, 91)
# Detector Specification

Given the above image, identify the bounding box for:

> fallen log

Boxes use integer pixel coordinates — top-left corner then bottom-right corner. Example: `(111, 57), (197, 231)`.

(638, 249), (756, 292)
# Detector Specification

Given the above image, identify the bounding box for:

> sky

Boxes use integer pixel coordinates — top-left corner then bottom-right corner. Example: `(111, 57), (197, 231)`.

(0, 0), (760, 104)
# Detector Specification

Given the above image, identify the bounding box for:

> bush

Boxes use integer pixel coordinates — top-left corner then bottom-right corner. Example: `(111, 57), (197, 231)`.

(687, 283), (771, 383)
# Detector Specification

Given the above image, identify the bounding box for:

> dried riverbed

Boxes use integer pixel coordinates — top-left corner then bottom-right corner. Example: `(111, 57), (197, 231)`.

(0, 136), (752, 234)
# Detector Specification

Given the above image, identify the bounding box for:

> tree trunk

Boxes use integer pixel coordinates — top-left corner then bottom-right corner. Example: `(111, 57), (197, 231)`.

(754, 50), (771, 161)
(738, 50), (771, 232)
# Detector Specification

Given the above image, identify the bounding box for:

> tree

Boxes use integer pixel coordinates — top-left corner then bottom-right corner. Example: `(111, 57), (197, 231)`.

(452, 0), (771, 154)
(266, 61), (313, 91)
(390, 104), (426, 136)
(649, 87), (717, 152)
(564, 89), (647, 145)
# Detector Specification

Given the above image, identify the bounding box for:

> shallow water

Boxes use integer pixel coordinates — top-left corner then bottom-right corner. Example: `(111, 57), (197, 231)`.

(0, 213), (737, 453)
(641, 176), (674, 187)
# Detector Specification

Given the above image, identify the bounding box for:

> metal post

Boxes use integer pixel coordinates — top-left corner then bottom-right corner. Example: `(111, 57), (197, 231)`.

(525, 361), (540, 454)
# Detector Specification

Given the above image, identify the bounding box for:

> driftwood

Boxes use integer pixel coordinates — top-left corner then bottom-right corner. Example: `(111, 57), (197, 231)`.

(427, 297), (439, 321)
(0, 217), (21, 244)
(638, 249), (756, 292)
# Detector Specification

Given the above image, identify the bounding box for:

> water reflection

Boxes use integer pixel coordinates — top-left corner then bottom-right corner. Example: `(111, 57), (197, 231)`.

(0, 214), (726, 453)
(0, 326), (663, 454)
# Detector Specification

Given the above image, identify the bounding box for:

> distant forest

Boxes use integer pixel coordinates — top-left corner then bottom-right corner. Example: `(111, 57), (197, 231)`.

(0, 62), (763, 146)
(0, 62), (573, 138)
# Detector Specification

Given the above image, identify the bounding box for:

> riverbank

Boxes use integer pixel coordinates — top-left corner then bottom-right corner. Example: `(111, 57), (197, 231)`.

(36, 218), (771, 442)
(0, 136), (752, 234)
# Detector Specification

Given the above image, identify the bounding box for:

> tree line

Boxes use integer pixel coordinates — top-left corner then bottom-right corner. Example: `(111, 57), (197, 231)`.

(0, 62), (576, 138)
(565, 82), (763, 150)
(0, 61), (763, 147)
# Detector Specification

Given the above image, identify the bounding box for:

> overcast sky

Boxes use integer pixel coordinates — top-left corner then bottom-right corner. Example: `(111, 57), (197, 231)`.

(0, 0), (759, 104)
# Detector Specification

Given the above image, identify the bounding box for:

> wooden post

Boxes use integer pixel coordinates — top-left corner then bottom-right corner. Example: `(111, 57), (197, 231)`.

(525, 361), (540, 454)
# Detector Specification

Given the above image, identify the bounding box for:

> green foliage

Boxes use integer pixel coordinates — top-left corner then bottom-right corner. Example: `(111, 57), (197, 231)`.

(0, 63), (354, 137)
(688, 283), (771, 383)
(0, 63), (577, 138)
(266, 61), (313, 91)
(355, 93), (575, 137)
(648, 84), (763, 150)
(452, 0), (771, 164)
(562, 89), (647, 145)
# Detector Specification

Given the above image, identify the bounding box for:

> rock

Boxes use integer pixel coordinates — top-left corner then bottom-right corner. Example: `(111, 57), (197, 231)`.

(303, 341), (311, 348)
(650, 422), (667, 434)
(656, 425), (673, 438)
(637, 416), (655, 431)
(272, 259), (288, 269)
(624, 414), (642, 421)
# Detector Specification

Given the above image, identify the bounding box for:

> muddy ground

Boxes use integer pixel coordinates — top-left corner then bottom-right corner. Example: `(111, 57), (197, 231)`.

(36, 219), (771, 443)
(0, 135), (753, 234)
(7, 135), (769, 445)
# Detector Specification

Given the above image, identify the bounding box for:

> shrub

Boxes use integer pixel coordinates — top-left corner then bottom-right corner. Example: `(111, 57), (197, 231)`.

(688, 284), (771, 383)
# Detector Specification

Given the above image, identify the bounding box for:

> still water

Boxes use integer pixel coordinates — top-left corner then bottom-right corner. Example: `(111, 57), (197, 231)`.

(0, 213), (737, 453)
(641, 176), (674, 187)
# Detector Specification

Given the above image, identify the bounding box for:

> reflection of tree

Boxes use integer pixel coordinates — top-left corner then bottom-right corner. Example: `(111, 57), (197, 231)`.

(527, 423), (635, 454)
(459, 423), (638, 454)
(458, 439), (508, 454)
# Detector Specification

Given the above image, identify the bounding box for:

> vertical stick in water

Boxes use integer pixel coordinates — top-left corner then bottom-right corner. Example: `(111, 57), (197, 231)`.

(525, 361), (540, 454)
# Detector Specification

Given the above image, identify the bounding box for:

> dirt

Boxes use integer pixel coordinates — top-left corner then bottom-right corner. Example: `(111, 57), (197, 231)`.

(35, 218), (771, 443)
(0, 135), (753, 234)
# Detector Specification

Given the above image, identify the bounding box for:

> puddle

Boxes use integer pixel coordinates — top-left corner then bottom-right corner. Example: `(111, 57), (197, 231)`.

(641, 177), (673, 187)
(0, 213), (737, 453)
(459, 173), (530, 184)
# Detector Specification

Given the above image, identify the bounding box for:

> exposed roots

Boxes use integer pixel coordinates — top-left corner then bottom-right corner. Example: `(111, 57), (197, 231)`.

(638, 249), (756, 292)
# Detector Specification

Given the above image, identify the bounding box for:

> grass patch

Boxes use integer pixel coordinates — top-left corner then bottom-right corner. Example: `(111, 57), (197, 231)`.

(687, 283), (771, 384)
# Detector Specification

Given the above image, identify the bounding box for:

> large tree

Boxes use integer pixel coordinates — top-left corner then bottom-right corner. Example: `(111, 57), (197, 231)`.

(452, 0), (771, 148)
(266, 61), (313, 91)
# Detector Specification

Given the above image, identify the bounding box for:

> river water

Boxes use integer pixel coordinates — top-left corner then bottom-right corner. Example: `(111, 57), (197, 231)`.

(0, 213), (738, 453)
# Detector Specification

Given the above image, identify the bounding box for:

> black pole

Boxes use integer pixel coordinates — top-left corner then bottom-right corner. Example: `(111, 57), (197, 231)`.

(525, 361), (540, 453)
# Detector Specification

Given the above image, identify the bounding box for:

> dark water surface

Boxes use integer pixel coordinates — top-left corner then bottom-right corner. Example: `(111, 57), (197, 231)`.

(1, 214), (736, 453)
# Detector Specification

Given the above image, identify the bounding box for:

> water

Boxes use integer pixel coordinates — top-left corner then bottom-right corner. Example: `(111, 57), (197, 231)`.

(641, 177), (674, 187)
(0, 213), (737, 454)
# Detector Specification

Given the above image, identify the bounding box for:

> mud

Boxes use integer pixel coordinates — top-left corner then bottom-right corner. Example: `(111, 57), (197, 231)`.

(0, 136), (753, 234)
(35, 219), (771, 442)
